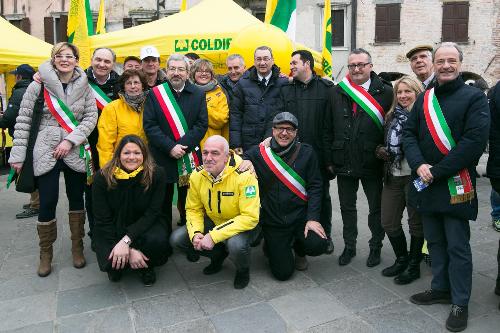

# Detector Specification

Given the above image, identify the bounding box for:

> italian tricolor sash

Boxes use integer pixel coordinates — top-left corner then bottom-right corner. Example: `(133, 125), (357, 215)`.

(152, 82), (200, 186)
(338, 75), (385, 130)
(259, 145), (308, 201)
(423, 88), (474, 204)
(44, 88), (94, 184)
(89, 83), (112, 111)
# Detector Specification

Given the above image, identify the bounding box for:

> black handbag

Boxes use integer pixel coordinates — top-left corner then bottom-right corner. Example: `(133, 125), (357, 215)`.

(15, 84), (45, 193)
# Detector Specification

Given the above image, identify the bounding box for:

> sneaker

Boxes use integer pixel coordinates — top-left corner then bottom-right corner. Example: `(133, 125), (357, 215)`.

(16, 208), (39, 219)
(295, 255), (309, 271)
(234, 268), (250, 289)
(446, 305), (468, 332)
(410, 289), (452, 305)
(338, 247), (356, 266)
(140, 267), (156, 286)
(493, 219), (500, 232)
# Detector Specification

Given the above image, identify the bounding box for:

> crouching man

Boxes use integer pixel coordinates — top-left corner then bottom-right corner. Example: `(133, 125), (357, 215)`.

(170, 135), (260, 289)
(244, 112), (328, 280)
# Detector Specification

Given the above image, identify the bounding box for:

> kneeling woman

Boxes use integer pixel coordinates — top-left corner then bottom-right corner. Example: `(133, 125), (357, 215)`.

(92, 135), (170, 285)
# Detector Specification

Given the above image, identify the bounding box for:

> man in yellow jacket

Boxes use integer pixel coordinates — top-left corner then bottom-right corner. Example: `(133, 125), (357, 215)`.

(170, 135), (260, 289)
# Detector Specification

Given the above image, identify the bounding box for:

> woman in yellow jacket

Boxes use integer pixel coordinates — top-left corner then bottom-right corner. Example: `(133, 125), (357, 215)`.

(97, 70), (148, 168)
(190, 59), (230, 148)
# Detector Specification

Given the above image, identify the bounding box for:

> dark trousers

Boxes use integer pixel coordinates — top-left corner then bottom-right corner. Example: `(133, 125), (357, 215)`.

(95, 223), (170, 272)
(321, 180), (333, 236)
(262, 222), (328, 281)
(381, 175), (423, 238)
(170, 218), (258, 271)
(37, 160), (85, 222)
(422, 213), (472, 306)
(84, 184), (94, 236)
(337, 175), (384, 249)
(497, 239), (500, 283)
(164, 183), (188, 232)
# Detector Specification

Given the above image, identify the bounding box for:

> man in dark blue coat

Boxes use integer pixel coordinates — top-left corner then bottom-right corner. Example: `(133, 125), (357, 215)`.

(403, 42), (490, 332)
(143, 53), (208, 233)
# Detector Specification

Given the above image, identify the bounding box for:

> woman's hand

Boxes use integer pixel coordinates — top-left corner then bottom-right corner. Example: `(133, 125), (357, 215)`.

(108, 241), (130, 269)
(375, 145), (390, 161)
(129, 248), (149, 269)
(10, 162), (23, 173)
(53, 140), (73, 159)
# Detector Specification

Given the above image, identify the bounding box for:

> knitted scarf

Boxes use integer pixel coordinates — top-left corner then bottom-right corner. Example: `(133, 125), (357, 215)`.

(193, 79), (218, 93)
(386, 105), (409, 169)
(120, 92), (146, 112)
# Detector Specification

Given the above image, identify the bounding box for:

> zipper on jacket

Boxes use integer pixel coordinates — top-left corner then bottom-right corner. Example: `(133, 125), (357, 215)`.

(208, 189), (212, 211)
(217, 191), (222, 214)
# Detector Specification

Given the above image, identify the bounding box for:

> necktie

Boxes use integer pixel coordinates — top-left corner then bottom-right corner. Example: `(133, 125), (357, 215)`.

(352, 102), (357, 115)
(261, 78), (267, 86)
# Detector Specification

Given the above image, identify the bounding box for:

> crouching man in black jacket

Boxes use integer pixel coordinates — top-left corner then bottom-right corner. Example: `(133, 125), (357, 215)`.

(244, 112), (328, 281)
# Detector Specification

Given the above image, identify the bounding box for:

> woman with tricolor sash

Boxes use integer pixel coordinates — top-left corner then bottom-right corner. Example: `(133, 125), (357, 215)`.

(8, 42), (98, 277)
(375, 76), (424, 285)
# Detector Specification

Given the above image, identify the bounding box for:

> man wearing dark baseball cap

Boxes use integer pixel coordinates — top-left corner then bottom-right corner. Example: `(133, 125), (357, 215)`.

(0, 64), (38, 219)
(406, 45), (435, 89)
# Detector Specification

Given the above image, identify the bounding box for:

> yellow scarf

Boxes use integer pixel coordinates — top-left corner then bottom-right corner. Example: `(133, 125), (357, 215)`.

(113, 166), (144, 179)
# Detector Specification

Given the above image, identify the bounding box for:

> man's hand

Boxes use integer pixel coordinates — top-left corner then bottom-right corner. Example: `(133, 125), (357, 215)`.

(53, 140), (73, 159)
(108, 241), (130, 269)
(234, 147), (243, 156)
(200, 233), (215, 250)
(192, 233), (204, 251)
(238, 159), (256, 175)
(304, 220), (327, 239)
(417, 163), (433, 183)
(170, 144), (188, 159)
(129, 248), (149, 269)
(260, 137), (271, 148)
(10, 162), (23, 173)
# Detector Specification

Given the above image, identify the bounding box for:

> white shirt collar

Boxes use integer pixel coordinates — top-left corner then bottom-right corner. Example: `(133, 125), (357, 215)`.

(257, 72), (272, 85)
(423, 73), (435, 88)
(93, 71), (110, 85)
(175, 83), (186, 94)
(360, 78), (371, 91)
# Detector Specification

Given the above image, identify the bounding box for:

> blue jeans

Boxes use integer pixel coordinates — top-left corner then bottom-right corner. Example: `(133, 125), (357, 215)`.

(490, 189), (500, 220)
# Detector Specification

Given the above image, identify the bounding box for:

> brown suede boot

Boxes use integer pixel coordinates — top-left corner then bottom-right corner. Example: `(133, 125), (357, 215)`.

(68, 210), (86, 268)
(36, 220), (57, 277)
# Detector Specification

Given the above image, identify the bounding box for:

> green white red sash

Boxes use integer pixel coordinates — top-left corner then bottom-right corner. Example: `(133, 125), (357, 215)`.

(259, 145), (308, 201)
(89, 83), (112, 110)
(152, 82), (200, 186)
(44, 88), (94, 184)
(338, 75), (385, 130)
(423, 88), (474, 204)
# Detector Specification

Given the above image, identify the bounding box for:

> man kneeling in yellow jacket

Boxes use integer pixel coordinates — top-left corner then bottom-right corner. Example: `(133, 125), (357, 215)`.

(170, 135), (260, 289)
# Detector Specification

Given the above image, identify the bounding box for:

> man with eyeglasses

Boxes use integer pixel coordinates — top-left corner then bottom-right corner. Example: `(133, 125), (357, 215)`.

(406, 45), (435, 89)
(143, 53), (208, 237)
(243, 112), (328, 280)
(324, 48), (393, 268)
(230, 46), (288, 155)
(140, 45), (168, 89)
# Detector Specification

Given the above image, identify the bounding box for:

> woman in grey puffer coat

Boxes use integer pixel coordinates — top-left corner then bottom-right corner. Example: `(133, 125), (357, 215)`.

(9, 42), (98, 277)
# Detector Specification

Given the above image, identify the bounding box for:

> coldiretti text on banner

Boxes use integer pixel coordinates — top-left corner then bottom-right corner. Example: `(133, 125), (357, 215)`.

(174, 38), (232, 52)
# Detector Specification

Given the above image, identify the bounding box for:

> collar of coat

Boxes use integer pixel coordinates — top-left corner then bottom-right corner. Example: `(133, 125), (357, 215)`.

(166, 79), (197, 95)
(38, 60), (88, 100)
(86, 66), (120, 86)
(433, 75), (464, 96)
(248, 64), (282, 83)
(200, 150), (241, 184)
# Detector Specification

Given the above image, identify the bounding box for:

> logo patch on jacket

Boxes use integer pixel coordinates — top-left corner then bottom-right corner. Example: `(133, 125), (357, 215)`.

(244, 185), (256, 198)
(222, 192), (234, 196)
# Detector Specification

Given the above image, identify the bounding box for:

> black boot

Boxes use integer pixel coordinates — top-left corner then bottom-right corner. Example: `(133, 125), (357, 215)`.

(382, 233), (408, 277)
(395, 235), (424, 285)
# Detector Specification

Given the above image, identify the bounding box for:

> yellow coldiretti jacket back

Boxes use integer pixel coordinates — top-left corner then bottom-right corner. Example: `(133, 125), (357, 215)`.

(186, 152), (260, 244)
(97, 94), (147, 168)
(200, 84), (230, 149)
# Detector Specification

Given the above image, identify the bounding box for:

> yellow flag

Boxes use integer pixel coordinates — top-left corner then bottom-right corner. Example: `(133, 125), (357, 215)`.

(67, 0), (93, 69)
(96, 0), (106, 35)
(180, 0), (187, 12)
(322, 0), (333, 78)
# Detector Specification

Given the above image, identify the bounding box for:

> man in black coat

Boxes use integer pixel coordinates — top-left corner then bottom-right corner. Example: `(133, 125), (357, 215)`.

(217, 54), (246, 103)
(403, 43), (489, 332)
(244, 112), (328, 280)
(324, 48), (393, 267)
(486, 80), (500, 311)
(406, 45), (435, 89)
(143, 53), (208, 232)
(280, 50), (335, 253)
(229, 46), (288, 154)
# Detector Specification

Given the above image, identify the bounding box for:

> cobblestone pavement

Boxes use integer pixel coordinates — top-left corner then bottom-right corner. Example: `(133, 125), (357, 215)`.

(0, 156), (499, 332)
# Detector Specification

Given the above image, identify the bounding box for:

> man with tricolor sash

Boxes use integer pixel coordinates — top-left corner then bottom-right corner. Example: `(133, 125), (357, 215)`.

(244, 112), (328, 281)
(143, 53), (208, 233)
(403, 43), (489, 332)
(324, 48), (393, 268)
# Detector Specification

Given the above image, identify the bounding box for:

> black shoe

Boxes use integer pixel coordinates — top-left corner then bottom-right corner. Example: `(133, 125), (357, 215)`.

(140, 267), (156, 286)
(366, 248), (381, 267)
(16, 208), (39, 219)
(186, 251), (200, 262)
(325, 238), (334, 255)
(203, 251), (228, 275)
(394, 261), (421, 285)
(338, 247), (356, 266)
(107, 270), (122, 282)
(446, 305), (468, 332)
(410, 289), (452, 305)
(234, 268), (250, 289)
(382, 256), (408, 277)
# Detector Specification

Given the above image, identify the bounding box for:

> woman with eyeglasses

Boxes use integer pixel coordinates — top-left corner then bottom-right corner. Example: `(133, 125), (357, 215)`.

(9, 42), (98, 277)
(376, 76), (424, 285)
(190, 59), (230, 149)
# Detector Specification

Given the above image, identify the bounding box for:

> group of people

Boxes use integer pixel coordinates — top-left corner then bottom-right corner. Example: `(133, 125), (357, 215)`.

(1, 39), (499, 332)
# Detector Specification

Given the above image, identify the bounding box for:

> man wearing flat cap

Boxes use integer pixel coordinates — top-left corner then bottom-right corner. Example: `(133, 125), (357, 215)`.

(406, 45), (435, 89)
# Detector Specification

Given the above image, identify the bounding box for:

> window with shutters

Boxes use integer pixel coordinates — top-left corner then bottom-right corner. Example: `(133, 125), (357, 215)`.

(375, 3), (401, 43)
(44, 14), (68, 44)
(331, 9), (345, 47)
(442, 2), (469, 43)
(5, 15), (30, 34)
